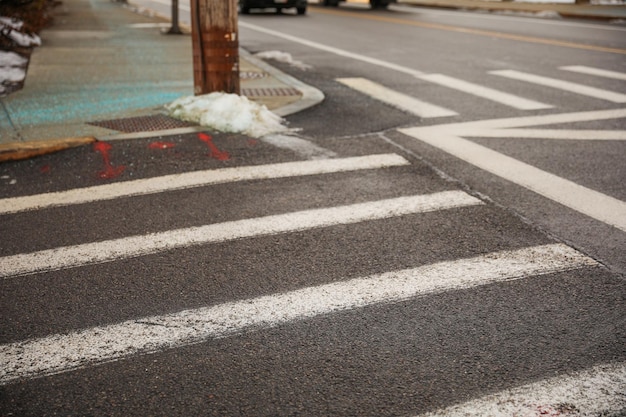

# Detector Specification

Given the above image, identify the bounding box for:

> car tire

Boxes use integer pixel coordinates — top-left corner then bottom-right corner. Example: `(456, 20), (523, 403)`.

(297, 6), (306, 14)
(324, 0), (339, 6)
(370, 0), (389, 8)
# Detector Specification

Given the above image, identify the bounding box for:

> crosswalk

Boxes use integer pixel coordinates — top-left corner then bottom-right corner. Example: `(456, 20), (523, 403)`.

(338, 65), (625, 118)
(1, 136), (624, 414)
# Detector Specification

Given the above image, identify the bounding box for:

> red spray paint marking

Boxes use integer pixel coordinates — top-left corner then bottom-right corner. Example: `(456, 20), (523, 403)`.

(148, 141), (176, 150)
(198, 133), (230, 161)
(247, 139), (258, 147)
(93, 141), (125, 180)
(40, 165), (51, 174)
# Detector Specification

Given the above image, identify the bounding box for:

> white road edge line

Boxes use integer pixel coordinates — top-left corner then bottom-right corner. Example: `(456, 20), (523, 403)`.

(0, 154), (408, 215)
(432, 108), (626, 131)
(417, 361), (626, 417)
(0, 190), (482, 278)
(460, 128), (626, 140)
(336, 77), (457, 118)
(560, 65), (626, 81)
(0, 243), (596, 385)
(238, 21), (426, 77)
(399, 123), (626, 232)
(417, 73), (553, 110)
(491, 69), (626, 103)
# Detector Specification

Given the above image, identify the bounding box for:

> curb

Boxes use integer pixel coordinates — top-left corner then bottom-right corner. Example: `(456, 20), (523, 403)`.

(0, 137), (97, 163)
(240, 49), (325, 118)
(396, 0), (626, 20)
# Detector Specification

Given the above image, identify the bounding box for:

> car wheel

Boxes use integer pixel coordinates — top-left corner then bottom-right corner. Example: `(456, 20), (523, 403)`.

(370, 0), (389, 8)
(297, 6), (306, 14)
(324, 0), (339, 6)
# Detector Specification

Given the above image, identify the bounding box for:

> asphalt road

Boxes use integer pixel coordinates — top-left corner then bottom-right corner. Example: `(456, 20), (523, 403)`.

(1, 2), (625, 416)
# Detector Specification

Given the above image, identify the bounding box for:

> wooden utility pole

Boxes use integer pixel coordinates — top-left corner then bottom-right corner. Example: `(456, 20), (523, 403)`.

(190, 0), (240, 95)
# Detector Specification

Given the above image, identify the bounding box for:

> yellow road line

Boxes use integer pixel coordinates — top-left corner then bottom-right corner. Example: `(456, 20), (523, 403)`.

(311, 7), (626, 55)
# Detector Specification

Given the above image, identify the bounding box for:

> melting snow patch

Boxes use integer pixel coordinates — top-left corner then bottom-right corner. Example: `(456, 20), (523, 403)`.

(0, 51), (28, 96)
(166, 93), (291, 138)
(254, 51), (312, 71)
(0, 17), (41, 47)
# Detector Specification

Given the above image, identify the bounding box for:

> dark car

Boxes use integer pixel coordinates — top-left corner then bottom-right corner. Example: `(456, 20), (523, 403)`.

(322, 0), (394, 8)
(239, 0), (307, 14)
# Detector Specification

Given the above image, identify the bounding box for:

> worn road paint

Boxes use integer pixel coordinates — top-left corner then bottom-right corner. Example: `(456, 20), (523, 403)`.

(260, 134), (338, 160)
(0, 154), (409, 215)
(0, 243), (596, 385)
(417, 74), (552, 110)
(93, 141), (125, 180)
(0, 191), (482, 278)
(417, 362), (626, 417)
(398, 109), (626, 232)
(336, 77), (457, 118)
(560, 65), (626, 81)
(198, 133), (230, 161)
(490, 70), (626, 103)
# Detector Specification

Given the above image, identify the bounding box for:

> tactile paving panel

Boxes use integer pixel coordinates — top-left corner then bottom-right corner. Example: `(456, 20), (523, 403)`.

(88, 114), (196, 133)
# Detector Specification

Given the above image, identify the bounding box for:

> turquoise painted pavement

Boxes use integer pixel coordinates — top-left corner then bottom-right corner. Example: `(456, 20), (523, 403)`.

(0, 0), (194, 143)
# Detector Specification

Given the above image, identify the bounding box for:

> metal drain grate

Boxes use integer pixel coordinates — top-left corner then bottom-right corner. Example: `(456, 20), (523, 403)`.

(89, 114), (196, 133)
(242, 87), (301, 97)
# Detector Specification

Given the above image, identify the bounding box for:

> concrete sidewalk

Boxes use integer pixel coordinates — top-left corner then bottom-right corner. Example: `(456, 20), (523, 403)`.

(0, 0), (323, 160)
(397, 0), (626, 20)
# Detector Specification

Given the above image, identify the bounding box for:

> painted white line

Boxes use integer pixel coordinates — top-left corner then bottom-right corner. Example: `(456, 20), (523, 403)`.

(399, 127), (626, 232)
(418, 361), (626, 417)
(336, 77), (457, 118)
(0, 154), (407, 215)
(260, 134), (338, 159)
(0, 191), (482, 278)
(417, 74), (553, 110)
(491, 70), (626, 103)
(560, 65), (626, 81)
(0, 243), (596, 385)
(436, 108), (626, 131)
(239, 21), (426, 77)
(462, 128), (626, 140)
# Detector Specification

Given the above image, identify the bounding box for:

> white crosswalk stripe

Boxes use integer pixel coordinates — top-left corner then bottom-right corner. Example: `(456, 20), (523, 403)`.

(560, 65), (626, 81)
(0, 243), (596, 385)
(336, 77), (458, 118)
(0, 190), (482, 278)
(418, 362), (626, 417)
(490, 69), (626, 103)
(337, 65), (624, 118)
(0, 154), (409, 215)
(417, 73), (553, 110)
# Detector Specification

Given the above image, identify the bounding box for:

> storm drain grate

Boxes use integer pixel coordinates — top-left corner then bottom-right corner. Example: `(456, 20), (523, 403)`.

(242, 87), (301, 97)
(88, 114), (197, 133)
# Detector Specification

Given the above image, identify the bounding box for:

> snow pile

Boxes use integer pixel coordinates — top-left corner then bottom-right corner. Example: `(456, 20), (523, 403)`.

(0, 51), (28, 96)
(166, 93), (291, 138)
(254, 51), (312, 71)
(0, 17), (41, 47)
